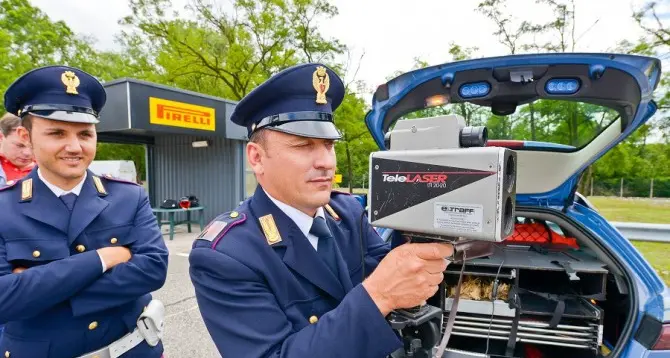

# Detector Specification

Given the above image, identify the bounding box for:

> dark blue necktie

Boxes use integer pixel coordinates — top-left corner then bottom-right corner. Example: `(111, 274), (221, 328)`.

(60, 193), (78, 211)
(310, 216), (339, 277)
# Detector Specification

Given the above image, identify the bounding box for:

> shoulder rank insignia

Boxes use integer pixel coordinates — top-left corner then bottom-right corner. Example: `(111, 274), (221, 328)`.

(324, 204), (340, 221)
(197, 211), (246, 247)
(0, 179), (19, 193)
(102, 173), (139, 185)
(259, 214), (282, 245)
(92, 175), (108, 196)
(20, 178), (32, 201)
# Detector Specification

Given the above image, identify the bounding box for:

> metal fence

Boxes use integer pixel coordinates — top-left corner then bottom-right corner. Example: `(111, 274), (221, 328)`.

(589, 178), (670, 198)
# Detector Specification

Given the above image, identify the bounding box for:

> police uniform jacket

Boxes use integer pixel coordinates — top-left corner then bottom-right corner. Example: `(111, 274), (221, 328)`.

(189, 185), (403, 357)
(0, 168), (169, 358)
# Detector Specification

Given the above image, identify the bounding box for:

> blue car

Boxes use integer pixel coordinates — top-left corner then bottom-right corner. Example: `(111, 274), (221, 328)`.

(361, 53), (670, 357)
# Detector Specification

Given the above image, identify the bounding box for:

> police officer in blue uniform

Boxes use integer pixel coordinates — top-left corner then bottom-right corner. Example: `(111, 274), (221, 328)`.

(0, 65), (169, 358)
(189, 63), (454, 357)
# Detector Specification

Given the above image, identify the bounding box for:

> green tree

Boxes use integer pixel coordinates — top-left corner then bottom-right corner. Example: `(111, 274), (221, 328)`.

(630, 1), (670, 136)
(0, 0), (151, 177)
(118, 0), (375, 191)
(118, 0), (346, 100)
(0, 0), (88, 94)
(334, 83), (375, 192)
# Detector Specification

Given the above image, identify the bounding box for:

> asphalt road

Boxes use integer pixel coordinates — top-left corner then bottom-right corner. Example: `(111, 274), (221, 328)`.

(153, 228), (222, 358)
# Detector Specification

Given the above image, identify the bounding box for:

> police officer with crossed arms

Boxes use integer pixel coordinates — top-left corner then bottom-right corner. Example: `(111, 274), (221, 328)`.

(0, 66), (169, 358)
(189, 63), (454, 357)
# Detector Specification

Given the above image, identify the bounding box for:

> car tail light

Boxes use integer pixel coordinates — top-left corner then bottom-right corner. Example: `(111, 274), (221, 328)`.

(652, 324), (670, 350)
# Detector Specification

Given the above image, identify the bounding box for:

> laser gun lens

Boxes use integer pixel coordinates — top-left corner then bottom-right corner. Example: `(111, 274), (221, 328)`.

(505, 153), (516, 193)
(460, 126), (488, 147)
(503, 197), (514, 237)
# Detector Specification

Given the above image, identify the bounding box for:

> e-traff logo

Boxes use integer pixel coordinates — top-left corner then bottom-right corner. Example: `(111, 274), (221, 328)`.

(441, 205), (475, 214)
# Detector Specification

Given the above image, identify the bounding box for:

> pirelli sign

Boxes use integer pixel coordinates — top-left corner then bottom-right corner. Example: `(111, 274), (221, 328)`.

(149, 97), (216, 131)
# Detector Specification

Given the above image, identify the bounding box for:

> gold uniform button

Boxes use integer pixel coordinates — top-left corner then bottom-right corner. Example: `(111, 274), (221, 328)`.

(89, 321), (98, 330)
(5, 351), (9, 358)
(32, 250), (40, 258)
(76, 245), (86, 252)
(230, 211), (239, 218)
(110, 237), (118, 244)
(309, 315), (318, 324)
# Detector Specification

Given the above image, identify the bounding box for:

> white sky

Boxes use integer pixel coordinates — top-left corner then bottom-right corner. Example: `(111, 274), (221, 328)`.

(29, 0), (660, 97)
(26, 0), (670, 145)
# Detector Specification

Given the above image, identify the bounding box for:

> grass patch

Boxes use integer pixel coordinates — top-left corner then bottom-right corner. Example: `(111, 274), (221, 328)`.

(584, 197), (670, 285)
(586, 196), (670, 224)
(631, 242), (670, 286)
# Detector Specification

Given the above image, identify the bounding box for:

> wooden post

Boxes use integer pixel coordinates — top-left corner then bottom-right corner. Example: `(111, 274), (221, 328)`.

(620, 178), (624, 197)
(650, 178), (654, 198)
(590, 176), (594, 196)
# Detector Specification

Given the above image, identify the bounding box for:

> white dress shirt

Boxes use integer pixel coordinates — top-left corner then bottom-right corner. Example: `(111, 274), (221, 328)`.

(38, 169), (106, 272)
(38, 168), (87, 196)
(264, 189), (325, 251)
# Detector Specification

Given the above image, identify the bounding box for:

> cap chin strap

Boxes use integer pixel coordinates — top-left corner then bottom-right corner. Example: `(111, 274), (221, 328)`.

(18, 104), (98, 118)
(252, 111), (333, 132)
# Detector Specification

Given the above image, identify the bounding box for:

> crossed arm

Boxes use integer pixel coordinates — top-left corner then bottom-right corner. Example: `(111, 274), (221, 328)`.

(0, 189), (169, 322)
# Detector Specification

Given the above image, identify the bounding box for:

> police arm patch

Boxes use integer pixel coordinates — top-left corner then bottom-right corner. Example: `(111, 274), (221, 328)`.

(198, 221), (228, 242)
(196, 211), (246, 249)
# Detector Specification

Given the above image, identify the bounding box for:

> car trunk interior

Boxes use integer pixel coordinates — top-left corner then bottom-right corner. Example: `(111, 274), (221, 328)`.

(424, 207), (635, 358)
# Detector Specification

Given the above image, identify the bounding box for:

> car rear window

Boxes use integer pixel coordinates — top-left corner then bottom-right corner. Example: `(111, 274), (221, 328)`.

(401, 99), (621, 149)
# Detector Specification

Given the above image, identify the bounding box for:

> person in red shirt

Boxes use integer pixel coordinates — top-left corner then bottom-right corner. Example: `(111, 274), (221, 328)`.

(0, 112), (35, 186)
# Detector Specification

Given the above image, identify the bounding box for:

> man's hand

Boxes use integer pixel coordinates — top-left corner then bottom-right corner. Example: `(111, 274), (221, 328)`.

(96, 247), (132, 271)
(362, 242), (453, 316)
(11, 247), (132, 274)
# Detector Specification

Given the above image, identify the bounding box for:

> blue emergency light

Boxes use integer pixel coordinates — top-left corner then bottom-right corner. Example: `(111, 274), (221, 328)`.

(545, 78), (580, 95)
(459, 82), (490, 98)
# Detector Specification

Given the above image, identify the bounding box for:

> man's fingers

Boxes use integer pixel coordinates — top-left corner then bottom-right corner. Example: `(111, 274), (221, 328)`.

(12, 267), (27, 274)
(423, 258), (449, 274)
(413, 243), (454, 260)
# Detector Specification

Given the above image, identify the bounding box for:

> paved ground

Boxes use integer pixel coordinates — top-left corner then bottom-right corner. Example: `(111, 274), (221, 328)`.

(153, 226), (222, 358)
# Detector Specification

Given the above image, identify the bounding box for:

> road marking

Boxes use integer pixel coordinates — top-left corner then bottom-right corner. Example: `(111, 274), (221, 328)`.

(176, 253), (189, 257)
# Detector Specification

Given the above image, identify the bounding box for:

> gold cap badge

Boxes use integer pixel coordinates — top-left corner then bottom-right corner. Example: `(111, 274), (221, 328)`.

(312, 66), (330, 104)
(61, 71), (80, 95)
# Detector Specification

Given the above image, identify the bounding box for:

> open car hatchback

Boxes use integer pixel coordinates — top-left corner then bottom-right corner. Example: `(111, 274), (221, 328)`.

(363, 53), (670, 358)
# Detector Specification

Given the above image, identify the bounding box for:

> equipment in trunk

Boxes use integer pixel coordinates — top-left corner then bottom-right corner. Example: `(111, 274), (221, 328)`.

(437, 243), (609, 357)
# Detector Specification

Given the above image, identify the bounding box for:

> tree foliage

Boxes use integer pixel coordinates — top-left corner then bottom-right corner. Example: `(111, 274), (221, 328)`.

(2, 0), (669, 196)
(117, 0), (346, 100)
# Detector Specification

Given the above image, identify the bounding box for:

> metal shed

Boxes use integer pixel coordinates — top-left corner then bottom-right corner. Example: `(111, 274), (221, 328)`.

(97, 78), (252, 224)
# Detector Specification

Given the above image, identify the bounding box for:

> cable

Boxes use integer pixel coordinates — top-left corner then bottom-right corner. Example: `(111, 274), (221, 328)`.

(434, 250), (467, 358)
(485, 256), (505, 356)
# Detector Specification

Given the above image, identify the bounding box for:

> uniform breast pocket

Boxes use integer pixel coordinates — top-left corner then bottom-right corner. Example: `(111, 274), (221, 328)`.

(5, 238), (70, 266)
(84, 223), (135, 249)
